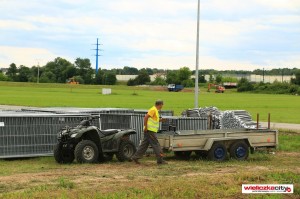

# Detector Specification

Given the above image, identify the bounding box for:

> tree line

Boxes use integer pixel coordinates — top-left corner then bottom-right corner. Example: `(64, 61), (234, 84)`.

(0, 57), (299, 87)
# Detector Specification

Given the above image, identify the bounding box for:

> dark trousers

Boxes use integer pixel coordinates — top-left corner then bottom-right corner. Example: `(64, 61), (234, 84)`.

(132, 131), (163, 163)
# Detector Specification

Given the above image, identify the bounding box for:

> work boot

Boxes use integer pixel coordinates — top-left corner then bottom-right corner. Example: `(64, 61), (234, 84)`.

(130, 157), (141, 165)
(157, 160), (168, 165)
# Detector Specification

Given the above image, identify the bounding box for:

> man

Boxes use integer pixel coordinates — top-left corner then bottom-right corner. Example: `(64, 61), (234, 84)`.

(131, 100), (168, 165)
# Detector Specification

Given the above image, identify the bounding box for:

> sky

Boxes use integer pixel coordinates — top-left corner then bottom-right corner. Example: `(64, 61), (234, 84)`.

(0, 0), (299, 71)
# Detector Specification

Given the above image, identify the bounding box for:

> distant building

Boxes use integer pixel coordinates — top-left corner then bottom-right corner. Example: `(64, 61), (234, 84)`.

(116, 74), (162, 82)
(0, 68), (8, 74)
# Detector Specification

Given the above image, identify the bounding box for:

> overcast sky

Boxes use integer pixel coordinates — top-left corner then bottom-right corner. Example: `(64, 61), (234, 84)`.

(0, 0), (299, 70)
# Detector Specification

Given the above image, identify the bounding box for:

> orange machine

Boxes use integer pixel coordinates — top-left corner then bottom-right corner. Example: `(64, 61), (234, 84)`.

(67, 77), (79, 85)
(207, 83), (225, 93)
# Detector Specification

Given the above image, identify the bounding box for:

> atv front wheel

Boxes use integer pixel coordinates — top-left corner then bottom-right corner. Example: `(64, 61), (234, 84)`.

(54, 143), (74, 164)
(75, 140), (99, 163)
(116, 140), (136, 162)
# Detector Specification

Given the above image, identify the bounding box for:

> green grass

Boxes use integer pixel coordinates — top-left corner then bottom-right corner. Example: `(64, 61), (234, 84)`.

(0, 82), (299, 123)
(0, 133), (299, 198)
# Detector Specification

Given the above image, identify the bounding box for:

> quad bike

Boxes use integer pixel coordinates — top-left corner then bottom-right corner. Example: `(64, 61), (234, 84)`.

(54, 116), (137, 164)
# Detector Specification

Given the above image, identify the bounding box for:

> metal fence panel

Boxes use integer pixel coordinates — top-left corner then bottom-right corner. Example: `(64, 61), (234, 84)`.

(0, 112), (90, 158)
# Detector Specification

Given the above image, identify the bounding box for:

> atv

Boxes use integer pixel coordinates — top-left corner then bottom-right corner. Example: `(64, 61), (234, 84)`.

(54, 116), (137, 164)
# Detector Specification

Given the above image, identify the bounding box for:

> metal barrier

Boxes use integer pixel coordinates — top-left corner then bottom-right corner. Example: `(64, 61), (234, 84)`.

(0, 109), (179, 158)
(0, 112), (90, 158)
(161, 117), (208, 131)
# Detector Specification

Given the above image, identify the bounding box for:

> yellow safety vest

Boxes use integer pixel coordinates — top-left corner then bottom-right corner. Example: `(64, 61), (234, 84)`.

(146, 106), (160, 133)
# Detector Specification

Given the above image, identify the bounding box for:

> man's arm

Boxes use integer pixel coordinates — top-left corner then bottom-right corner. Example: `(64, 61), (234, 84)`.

(144, 114), (150, 133)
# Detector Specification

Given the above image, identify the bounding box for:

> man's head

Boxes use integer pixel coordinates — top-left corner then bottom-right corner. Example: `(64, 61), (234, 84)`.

(155, 100), (164, 110)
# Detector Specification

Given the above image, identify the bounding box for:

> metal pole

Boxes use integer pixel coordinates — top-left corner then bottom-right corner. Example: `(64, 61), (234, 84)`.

(268, 113), (271, 129)
(37, 64), (39, 84)
(96, 38), (99, 74)
(195, 0), (200, 108)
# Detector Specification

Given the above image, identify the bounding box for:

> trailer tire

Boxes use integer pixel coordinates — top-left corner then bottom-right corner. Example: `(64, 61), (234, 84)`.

(207, 142), (227, 162)
(174, 151), (192, 160)
(229, 141), (249, 160)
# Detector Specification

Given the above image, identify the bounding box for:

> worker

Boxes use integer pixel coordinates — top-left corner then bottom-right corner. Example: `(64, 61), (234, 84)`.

(131, 100), (168, 165)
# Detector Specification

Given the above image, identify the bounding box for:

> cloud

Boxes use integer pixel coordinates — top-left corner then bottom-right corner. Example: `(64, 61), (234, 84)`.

(0, 46), (60, 67)
(0, 0), (299, 70)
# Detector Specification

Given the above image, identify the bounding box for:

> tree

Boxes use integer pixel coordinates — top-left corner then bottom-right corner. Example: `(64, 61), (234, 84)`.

(135, 70), (150, 85)
(127, 70), (150, 86)
(151, 76), (166, 85)
(104, 73), (117, 85)
(18, 65), (31, 82)
(182, 79), (195, 87)
(74, 58), (93, 84)
(40, 71), (56, 83)
(291, 70), (300, 85)
(215, 74), (222, 84)
(94, 70), (105, 85)
(199, 75), (207, 83)
(127, 78), (136, 86)
(237, 78), (253, 92)
(6, 63), (18, 81)
(122, 66), (139, 75)
(178, 67), (192, 82)
(209, 74), (214, 83)
(0, 72), (9, 81)
(166, 71), (179, 84)
(44, 57), (74, 83)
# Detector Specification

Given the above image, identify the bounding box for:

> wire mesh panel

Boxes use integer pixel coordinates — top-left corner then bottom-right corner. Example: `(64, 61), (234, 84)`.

(0, 112), (90, 158)
(99, 114), (144, 146)
(161, 117), (208, 131)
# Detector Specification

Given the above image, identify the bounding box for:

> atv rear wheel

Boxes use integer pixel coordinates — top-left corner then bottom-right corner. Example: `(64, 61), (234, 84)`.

(53, 143), (74, 164)
(75, 140), (99, 163)
(116, 140), (136, 162)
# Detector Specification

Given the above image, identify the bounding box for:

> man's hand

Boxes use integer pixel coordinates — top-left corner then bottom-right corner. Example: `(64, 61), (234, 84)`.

(144, 128), (148, 133)
(160, 118), (167, 122)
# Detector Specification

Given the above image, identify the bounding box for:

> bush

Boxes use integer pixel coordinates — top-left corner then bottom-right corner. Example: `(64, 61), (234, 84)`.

(182, 79), (195, 87)
(127, 78), (137, 86)
(0, 73), (9, 81)
(288, 84), (298, 94)
(151, 76), (166, 86)
(237, 78), (253, 92)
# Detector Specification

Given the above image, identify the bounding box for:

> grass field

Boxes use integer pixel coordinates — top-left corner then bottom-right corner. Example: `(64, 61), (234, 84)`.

(0, 131), (299, 199)
(0, 82), (299, 198)
(0, 82), (300, 123)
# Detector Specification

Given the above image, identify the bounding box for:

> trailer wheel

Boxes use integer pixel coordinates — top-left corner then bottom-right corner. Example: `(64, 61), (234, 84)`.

(229, 141), (249, 160)
(207, 142), (227, 162)
(174, 151), (192, 160)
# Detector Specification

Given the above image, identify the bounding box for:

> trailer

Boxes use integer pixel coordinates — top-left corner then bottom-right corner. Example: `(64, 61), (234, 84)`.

(157, 128), (278, 161)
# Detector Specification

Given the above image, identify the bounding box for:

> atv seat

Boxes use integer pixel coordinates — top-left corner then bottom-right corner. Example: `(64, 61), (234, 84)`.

(101, 129), (119, 136)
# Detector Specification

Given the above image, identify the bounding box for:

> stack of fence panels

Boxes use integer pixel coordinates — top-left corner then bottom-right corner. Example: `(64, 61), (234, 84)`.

(161, 116), (208, 131)
(0, 111), (90, 158)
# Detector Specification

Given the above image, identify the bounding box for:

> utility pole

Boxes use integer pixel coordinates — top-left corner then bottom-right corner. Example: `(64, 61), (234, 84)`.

(263, 68), (265, 83)
(195, 0), (200, 108)
(92, 38), (102, 74)
(36, 59), (41, 83)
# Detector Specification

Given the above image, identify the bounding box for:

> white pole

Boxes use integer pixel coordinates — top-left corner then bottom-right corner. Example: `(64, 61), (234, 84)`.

(195, 0), (200, 108)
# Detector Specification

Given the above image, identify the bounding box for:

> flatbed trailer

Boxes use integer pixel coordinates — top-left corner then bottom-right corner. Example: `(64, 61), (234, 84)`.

(156, 128), (278, 161)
